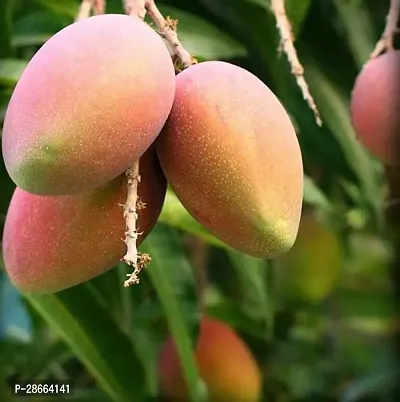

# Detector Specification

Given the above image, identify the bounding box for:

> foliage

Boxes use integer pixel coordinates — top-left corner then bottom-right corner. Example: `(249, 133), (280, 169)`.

(0, 0), (396, 401)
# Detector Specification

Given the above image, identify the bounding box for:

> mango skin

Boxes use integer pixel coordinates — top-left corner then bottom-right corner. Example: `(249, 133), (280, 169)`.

(156, 61), (303, 258)
(2, 149), (166, 294)
(275, 213), (343, 304)
(158, 317), (262, 401)
(2, 14), (175, 195)
(350, 50), (400, 166)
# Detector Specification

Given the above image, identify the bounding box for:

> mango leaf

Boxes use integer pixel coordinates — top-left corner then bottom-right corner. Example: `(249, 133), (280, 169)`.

(22, 284), (146, 402)
(303, 175), (333, 212)
(13, 10), (70, 47)
(332, 0), (377, 68)
(340, 367), (397, 402)
(245, 0), (313, 35)
(226, 251), (273, 336)
(303, 59), (382, 214)
(154, 6), (247, 60)
(0, 58), (27, 86)
(34, 0), (78, 18)
(0, 373), (12, 402)
(140, 224), (207, 402)
(90, 264), (163, 397)
(0, 0), (13, 58)
(0, 89), (12, 121)
(159, 189), (230, 250)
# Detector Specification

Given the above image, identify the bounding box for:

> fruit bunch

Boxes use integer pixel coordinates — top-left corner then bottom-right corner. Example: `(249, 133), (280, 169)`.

(1, 13), (304, 294)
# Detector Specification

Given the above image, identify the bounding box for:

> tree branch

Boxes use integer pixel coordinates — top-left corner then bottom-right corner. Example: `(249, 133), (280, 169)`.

(270, 0), (322, 126)
(144, 0), (196, 70)
(76, 0), (106, 21)
(123, 0), (146, 20)
(370, 0), (400, 59)
(120, 0), (154, 287)
(76, 0), (94, 21)
(122, 163), (148, 287)
(93, 0), (106, 15)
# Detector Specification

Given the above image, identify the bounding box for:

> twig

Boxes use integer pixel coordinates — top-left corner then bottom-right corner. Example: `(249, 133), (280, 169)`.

(121, 0), (152, 287)
(370, 0), (400, 59)
(124, 0), (146, 20)
(76, 0), (106, 21)
(121, 0), (196, 286)
(93, 0), (106, 15)
(76, 0), (94, 21)
(144, 0), (197, 70)
(270, 0), (322, 126)
(122, 164), (149, 287)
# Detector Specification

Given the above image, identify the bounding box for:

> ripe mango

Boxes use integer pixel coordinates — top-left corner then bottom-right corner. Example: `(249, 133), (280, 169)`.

(350, 50), (400, 166)
(158, 317), (262, 401)
(275, 213), (343, 304)
(2, 14), (175, 195)
(2, 149), (166, 293)
(156, 61), (303, 258)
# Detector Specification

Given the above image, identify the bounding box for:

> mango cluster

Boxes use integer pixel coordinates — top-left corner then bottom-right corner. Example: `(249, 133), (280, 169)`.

(1, 14), (304, 293)
(158, 317), (262, 401)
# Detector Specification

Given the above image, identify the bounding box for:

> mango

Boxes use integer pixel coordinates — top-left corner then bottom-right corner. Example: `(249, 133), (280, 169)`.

(158, 317), (262, 401)
(275, 213), (343, 304)
(156, 61), (303, 258)
(2, 149), (166, 293)
(2, 14), (175, 195)
(350, 50), (400, 166)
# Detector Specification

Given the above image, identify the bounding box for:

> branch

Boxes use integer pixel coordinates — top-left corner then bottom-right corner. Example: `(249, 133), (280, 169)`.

(370, 0), (400, 59)
(122, 164), (150, 287)
(93, 0), (106, 15)
(76, 0), (93, 21)
(144, 0), (197, 70)
(270, 0), (322, 127)
(121, 0), (152, 287)
(124, 0), (146, 20)
(76, 0), (106, 21)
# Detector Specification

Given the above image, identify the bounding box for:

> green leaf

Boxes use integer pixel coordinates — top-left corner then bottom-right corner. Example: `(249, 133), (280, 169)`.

(340, 367), (397, 402)
(159, 189), (230, 250)
(302, 59), (382, 214)
(154, 6), (247, 60)
(23, 284), (146, 402)
(0, 89), (12, 122)
(246, 0), (312, 35)
(140, 224), (207, 402)
(332, 0), (377, 68)
(0, 0), (14, 58)
(34, 0), (78, 18)
(0, 58), (28, 86)
(284, 0), (313, 35)
(226, 251), (273, 337)
(0, 374), (13, 402)
(303, 175), (332, 212)
(13, 10), (70, 48)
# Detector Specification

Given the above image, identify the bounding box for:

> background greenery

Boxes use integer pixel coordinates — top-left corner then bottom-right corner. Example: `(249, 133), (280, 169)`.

(0, 0), (397, 400)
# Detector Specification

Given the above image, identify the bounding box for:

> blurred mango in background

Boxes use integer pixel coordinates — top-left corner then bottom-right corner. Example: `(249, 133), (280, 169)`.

(158, 317), (262, 401)
(275, 212), (343, 304)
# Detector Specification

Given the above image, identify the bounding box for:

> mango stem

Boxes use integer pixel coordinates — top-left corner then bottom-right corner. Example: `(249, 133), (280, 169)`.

(370, 0), (400, 59)
(270, 0), (322, 126)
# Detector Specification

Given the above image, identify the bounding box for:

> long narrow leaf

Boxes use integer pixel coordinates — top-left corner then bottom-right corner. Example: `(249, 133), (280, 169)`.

(23, 284), (146, 402)
(141, 224), (207, 402)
